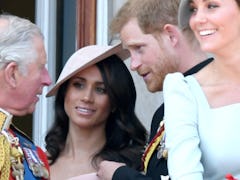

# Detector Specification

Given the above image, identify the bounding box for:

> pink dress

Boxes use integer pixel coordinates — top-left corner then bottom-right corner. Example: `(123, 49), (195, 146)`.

(67, 173), (99, 180)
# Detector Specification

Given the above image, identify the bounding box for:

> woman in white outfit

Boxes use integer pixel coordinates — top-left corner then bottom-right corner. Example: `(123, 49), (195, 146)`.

(163, 0), (240, 179)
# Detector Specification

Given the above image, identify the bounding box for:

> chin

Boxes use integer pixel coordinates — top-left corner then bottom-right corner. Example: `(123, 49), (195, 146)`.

(200, 45), (216, 53)
(147, 86), (159, 93)
(27, 105), (36, 114)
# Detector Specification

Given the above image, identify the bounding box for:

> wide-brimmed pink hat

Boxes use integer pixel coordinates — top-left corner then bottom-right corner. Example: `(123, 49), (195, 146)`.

(46, 43), (129, 97)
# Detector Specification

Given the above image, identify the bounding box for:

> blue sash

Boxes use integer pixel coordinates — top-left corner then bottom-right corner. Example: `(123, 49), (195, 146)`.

(15, 131), (41, 180)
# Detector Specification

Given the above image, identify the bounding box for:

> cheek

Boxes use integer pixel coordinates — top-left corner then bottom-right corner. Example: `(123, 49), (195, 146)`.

(64, 89), (76, 105)
(145, 50), (160, 65)
(63, 95), (69, 110)
(19, 78), (38, 96)
(98, 98), (111, 114)
(64, 89), (76, 109)
(26, 73), (42, 89)
(141, 51), (154, 64)
(189, 17), (195, 31)
(93, 98), (111, 125)
(64, 94), (74, 118)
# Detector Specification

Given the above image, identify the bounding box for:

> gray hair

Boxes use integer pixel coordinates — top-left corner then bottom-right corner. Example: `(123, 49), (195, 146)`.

(0, 14), (44, 75)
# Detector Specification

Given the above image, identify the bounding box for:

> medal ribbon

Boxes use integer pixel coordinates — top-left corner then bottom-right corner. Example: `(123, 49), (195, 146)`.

(16, 130), (49, 179)
(142, 122), (165, 173)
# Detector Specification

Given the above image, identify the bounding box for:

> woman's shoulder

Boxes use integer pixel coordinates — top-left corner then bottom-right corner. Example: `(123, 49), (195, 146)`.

(164, 72), (195, 89)
(163, 72), (201, 100)
(164, 72), (184, 82)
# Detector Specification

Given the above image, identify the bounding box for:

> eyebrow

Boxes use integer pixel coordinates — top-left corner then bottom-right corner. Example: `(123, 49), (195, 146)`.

(127, 41), (146, 48)
(73, 76), (105, 85)
(190, 0), (208, 3)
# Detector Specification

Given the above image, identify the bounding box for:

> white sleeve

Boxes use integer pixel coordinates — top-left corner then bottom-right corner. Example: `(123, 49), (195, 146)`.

(163, 72), (203, 180)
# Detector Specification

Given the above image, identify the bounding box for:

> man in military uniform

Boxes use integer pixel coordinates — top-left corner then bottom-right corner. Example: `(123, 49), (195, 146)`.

(0, 14), (51, 179)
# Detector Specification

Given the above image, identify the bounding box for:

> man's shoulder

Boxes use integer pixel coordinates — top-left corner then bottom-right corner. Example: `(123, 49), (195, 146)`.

(11, 124), (33, 143)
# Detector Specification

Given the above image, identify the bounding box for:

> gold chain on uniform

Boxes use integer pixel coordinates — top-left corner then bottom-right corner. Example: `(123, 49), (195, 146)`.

(0, 108), (24, 180)
(0, 133), (10, 179)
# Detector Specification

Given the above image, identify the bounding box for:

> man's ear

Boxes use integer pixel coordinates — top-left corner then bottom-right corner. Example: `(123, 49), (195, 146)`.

(163, 24), (180, 47)
(4, 62), (18, 88)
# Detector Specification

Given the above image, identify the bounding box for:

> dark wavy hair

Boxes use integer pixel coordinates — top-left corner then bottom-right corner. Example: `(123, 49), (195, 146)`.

(237, 0), (240, 6)
(45, 54), (147, 170)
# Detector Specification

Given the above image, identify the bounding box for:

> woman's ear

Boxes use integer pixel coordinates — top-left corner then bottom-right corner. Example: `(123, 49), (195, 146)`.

(163, 24), (180, 47)
(4, 62), (18, 88)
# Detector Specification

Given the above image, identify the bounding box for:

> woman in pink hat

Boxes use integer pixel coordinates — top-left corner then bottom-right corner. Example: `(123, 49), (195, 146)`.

(44, 44), (147, 180)
(163, 0), (240, 179)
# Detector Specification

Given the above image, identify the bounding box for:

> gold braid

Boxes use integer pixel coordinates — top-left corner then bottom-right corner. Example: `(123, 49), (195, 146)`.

(0, 111), (11, 179)
(0, 109), (24, 180)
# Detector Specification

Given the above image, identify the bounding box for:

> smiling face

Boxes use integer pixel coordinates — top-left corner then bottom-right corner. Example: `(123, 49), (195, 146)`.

(120, 18), (178, 92)
(189, 0), (240, 54)
(64, 65), (111, 129)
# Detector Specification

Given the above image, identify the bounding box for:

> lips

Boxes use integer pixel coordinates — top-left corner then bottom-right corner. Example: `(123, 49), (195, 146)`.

(137, 68), (151, 82)
(141, 72), (151, 83)
(138, 70), (148, 78)
(76, 106), (95, 115)
(199, 29), (216, 36)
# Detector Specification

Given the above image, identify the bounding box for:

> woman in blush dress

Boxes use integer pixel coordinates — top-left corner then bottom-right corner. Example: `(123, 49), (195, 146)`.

(45, 43), (147, 180)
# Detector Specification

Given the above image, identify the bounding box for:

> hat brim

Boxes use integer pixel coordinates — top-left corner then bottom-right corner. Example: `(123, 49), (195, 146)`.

(46, 43), (130, 97)
(178, 0), (190, 29)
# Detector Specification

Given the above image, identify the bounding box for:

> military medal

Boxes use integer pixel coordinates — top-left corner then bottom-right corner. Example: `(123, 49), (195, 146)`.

(157, 133), (168, 159)
(142, 120), (166, 172)
(10, 145), (24, 180)
(22, 147), (49, 179)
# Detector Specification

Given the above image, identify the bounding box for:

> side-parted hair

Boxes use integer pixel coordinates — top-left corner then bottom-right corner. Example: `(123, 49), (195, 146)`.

(237, 0), (240, 6)
(110, 0), (139, 35)
(110, 0), (179, 35)
(0, 14), (43, 74)
(137, 0), (179, 33)
(136, 0), (201, 49)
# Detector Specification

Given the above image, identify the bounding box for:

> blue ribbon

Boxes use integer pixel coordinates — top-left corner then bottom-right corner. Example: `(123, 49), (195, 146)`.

(15, 131), (41, 180)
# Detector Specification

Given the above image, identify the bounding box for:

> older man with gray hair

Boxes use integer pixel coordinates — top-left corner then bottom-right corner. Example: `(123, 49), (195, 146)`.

(0, 14), (51, 180)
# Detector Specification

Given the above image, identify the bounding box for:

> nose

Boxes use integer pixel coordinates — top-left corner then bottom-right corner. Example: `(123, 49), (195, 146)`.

(42, 68), (52, 86)
(190, 8), (207, 25)
(81, 88), (94, 103)
(130, 54), (141, 71)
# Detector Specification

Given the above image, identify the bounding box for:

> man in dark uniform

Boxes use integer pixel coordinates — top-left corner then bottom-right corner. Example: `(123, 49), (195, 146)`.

(97, 0), (213, 179)
(0, 14), (52, 179)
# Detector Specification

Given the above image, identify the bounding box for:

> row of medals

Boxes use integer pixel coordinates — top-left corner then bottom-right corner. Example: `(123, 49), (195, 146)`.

(157, 132), (168, 159)
(4, 129), (49, 179)
(156, 121), (168, 160)
(0, 108), (48, 180)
